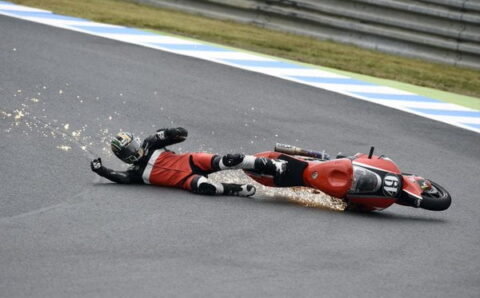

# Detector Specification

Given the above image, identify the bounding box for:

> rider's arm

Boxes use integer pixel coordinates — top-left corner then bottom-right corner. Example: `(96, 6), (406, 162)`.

(144, 127), (188, 150)
(90, 158), (142, 184)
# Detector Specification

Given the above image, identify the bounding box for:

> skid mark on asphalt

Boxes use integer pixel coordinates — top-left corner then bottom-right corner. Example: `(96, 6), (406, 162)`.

(209, 170), (346, 211)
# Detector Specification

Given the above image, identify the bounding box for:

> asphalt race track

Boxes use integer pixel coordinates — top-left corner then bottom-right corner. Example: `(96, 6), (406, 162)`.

(1, 14), (479, 297)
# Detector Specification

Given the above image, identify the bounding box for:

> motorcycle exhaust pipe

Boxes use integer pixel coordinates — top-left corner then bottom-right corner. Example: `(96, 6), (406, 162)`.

(275, 143), (330, 160)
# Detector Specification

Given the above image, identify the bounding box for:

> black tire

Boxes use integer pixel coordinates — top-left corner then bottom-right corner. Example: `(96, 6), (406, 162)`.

(419, 180), (452, 211)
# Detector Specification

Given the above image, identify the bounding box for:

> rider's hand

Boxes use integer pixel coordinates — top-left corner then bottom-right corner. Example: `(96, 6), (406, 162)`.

(166, 127), (188, 140)
(90, 158), (103, 172)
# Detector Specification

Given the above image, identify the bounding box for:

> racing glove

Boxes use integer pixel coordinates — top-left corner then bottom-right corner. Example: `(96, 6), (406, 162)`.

(157, 127), (188, 141)
(90, 158), (103, 173)
(90, 158), (139, 184)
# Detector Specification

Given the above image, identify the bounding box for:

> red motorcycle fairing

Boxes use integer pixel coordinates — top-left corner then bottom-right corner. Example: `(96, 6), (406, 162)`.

(253, 151), (283, 160)
(247, 151), (353, 198)
(345, 154), (403, 211)
(401, 174), (424, 202)
(303, 159), (353, 198)
(351, 153), (401, 174)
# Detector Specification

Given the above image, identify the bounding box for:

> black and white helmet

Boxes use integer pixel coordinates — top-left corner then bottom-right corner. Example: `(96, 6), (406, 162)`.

(111, 132), (143, 164)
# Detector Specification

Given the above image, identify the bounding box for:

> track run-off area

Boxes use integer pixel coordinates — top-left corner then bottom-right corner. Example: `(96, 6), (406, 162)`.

(1, 4), (479, 298)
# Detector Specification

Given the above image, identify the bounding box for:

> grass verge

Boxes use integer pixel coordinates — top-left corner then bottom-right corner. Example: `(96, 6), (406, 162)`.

(10, 0), (480, 101)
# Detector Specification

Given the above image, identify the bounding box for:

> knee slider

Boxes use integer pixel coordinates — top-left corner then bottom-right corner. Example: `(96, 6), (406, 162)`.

(222, 154), (245, 167)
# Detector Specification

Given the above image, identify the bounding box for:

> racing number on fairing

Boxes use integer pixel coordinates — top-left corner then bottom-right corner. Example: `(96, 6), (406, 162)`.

(383, 175), (400, 197)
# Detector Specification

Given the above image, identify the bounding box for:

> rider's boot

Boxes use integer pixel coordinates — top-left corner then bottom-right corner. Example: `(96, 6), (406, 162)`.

(192, 176), (256, 197)
(253, 157), (287, 176)
(222, 183), (256, 197)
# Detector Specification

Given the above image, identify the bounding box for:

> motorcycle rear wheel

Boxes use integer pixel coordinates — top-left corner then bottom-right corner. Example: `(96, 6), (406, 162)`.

(419, 181), (452, 211)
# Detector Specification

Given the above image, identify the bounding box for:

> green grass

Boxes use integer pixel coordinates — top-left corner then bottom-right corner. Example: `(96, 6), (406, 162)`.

(11, 0), (480, 101)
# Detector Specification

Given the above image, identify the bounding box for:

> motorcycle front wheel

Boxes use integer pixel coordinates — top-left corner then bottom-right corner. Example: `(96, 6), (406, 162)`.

(419, 180), (452, 211)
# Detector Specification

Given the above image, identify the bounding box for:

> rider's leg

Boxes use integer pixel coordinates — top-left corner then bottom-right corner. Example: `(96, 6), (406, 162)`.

(211, 153), (286, 176)
(189, 152), (286, 176)
(187, 175), (256, 197)
(188, 152), (217, 175)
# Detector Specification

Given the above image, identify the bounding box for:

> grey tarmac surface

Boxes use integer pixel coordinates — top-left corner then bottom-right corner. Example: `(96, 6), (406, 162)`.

(1, 14), (479, 297)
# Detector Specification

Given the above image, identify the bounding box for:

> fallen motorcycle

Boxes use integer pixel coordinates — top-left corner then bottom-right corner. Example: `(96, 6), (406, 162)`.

(244, 144), (452, 212)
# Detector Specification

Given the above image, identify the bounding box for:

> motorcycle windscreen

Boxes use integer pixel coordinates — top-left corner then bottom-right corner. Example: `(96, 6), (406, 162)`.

(349, 166), (382, 193)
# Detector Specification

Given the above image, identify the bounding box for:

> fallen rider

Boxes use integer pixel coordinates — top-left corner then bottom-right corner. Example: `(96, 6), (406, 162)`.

(90, 127), (285, 197)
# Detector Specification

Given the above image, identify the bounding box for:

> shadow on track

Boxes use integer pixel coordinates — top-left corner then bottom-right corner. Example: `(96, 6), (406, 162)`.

(92, 183), (447, 223)
(343, 209), (448, 223)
